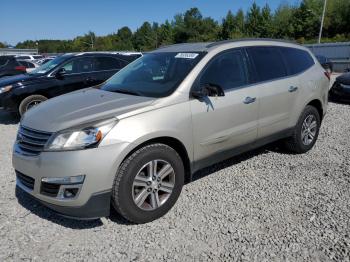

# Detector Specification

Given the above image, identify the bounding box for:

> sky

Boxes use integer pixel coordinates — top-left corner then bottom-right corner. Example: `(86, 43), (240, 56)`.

(0, 0), (301, 45)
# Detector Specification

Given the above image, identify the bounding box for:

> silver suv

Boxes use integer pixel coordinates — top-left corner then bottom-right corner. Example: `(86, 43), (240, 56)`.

(13, 40), (329, 223)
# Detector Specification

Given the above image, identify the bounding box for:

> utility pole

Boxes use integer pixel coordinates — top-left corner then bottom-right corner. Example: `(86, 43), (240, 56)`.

(90, 34), (94, 50)
(318, 0), (327, 44)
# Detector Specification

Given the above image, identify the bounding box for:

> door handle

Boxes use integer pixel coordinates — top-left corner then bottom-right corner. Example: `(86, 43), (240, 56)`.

(243, 96), (256, 104)
(288, 86), (298, 92)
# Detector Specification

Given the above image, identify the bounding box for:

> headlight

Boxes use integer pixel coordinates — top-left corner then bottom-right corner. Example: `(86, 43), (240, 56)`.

(45, 119), (117, 151)
(0, 85), (12, 94)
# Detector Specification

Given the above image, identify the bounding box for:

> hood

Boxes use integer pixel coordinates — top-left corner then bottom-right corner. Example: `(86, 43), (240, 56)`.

(337, 72), (350, 85)
(0, 74), (47, 87)
(21, 88), (156, 132)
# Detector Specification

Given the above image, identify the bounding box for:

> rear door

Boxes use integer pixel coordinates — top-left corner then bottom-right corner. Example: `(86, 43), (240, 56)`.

(190, 49), (259, 167)
(246, 46), (297, 138)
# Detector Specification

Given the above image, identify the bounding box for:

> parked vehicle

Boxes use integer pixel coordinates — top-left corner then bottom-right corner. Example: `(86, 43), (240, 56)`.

(0, 52), (141, 115)
(17, 60), (39, 73)
(13, 40), (329, 223)
(36, 58), (54, 65)
(329, 72), (350, 101)
(0, 56), (27, 78)
(15, 55), (44, 61)
(316, 55), (333, 73)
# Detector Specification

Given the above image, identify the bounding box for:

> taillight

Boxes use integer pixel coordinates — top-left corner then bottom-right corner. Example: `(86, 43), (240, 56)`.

(324, 71), (331, 81)
(15, 66), (26, 72)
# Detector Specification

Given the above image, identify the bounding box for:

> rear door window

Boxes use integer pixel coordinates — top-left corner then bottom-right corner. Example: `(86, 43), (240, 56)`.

(279, 47), (315, 75)
(199, 49), (248, 91)
(247, 47), (287, 82)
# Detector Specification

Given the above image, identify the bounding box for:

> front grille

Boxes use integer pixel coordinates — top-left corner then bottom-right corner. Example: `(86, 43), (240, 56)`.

(16, 171), (35, 190)
(40, 182), (60, 197)
(16, 126), (52, 156)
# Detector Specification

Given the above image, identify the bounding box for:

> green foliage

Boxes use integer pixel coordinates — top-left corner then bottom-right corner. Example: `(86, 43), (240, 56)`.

(173, 8), (219, 43)
(14, 1), (350, 53)
(246, 3), (262, 37)
(133, 22), (157, 51)
(273, 3), (296, 39)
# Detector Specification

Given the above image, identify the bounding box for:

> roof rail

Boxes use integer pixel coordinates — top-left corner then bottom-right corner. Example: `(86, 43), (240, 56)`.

(206, 38), (297, 48)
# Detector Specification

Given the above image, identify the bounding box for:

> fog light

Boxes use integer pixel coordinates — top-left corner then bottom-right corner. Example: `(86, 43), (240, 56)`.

(41, 175), (85, 200)
(41, 175), (85, 185)
(63, 188), (79, 198)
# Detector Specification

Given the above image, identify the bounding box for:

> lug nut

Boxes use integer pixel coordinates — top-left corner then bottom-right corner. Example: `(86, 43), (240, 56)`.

(147, 188), (152, 192)
(158, 184), (161, 188)
(157, 177), (161, 182)
(153, 189), (157, 193)
(152, 176), (156, 181)
(146, 181), (151, 186)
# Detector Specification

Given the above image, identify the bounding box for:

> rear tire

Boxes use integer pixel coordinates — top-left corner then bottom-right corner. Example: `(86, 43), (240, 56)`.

(18, 95), (47, 116)
(111, 143), (184, 224)
(284, 105), (321, 154)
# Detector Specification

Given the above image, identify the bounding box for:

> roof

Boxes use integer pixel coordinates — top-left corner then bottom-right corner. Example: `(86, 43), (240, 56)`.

(62, 51), (142, 57)
(152, 42), (212, 53)
(152, 38), (300, 53)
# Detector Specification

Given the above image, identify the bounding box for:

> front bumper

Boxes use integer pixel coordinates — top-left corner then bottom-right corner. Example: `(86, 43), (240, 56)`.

(13, 142), (130, 219)
(0, 92), (17, 111)
(17, 185), (111, 219)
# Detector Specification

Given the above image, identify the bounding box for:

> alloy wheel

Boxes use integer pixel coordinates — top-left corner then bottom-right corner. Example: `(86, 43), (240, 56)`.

(132, 159), (175, 211)
(301, 114), (317, 146)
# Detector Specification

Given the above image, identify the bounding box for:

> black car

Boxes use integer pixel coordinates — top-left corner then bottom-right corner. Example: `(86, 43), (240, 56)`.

(329, 72), (350, 101)
(316, 55), (333, 73)
(0, 52), (141, 115)
(0, 56), (27, 78)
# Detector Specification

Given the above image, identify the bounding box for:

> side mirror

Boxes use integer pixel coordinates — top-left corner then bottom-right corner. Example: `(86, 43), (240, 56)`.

(191, 83), (225, 99)
(55, 68), (66, 79)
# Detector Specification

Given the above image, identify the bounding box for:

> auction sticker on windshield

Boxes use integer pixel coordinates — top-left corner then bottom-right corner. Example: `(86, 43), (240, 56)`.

(175, 53), (199, 59)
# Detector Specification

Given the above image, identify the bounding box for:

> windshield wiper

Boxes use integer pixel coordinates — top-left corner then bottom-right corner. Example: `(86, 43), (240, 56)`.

(113, 89), (142, 96)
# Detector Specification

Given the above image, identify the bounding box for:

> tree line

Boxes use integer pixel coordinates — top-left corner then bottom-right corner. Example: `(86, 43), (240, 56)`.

(5, 0), (350, 53)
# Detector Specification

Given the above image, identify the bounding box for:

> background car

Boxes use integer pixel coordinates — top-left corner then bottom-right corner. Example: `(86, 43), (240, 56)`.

(0, 52), (142, 115)
(36, 57), (54, 65)
(329, 72), (350, 101)
(316, 55), (333, 73)
(0, 56), (27, 78)
(17, 60), (39, 73)
(15, 55), (44, 61)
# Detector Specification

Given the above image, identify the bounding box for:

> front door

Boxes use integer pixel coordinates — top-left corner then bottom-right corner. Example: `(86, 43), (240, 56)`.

(190, 49), (259, 169)
(54, 57), (96, 96)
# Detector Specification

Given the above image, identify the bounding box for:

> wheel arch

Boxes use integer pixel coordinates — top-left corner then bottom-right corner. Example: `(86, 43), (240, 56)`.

(120, 136), (193, 184)
(307, 99), (324, 121)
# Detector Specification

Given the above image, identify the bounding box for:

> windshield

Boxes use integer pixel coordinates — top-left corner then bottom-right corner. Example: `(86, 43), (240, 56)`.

(101, 52), (205, 97)
(28, 55), (68, 75)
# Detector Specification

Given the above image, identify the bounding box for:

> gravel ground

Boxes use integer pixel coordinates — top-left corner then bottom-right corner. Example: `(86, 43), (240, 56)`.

(0, 102), (349, 262)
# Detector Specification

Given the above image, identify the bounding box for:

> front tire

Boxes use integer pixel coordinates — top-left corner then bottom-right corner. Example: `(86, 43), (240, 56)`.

(18, 94), (47, 116)
(284, 105), (321, 154)
(112, 143), (184, 224)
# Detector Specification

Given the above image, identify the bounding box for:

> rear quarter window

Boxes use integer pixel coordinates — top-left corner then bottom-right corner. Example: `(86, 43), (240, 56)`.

(279, 47), (315, 75)
(94, 57), (122, 71)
